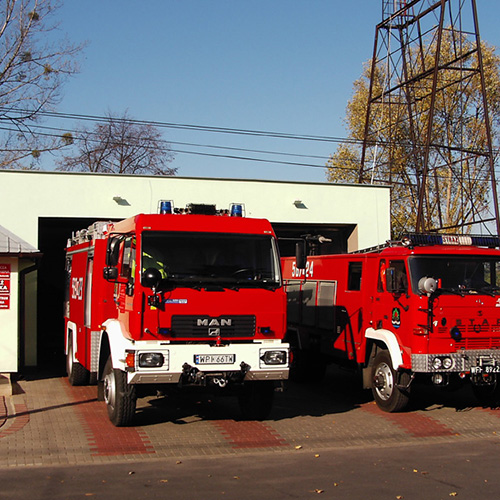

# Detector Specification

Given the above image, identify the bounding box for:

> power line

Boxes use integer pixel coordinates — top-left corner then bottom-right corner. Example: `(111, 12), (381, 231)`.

(0, 107), (358, 145)
(1, 107), (499, 177)
(0, 124), (334, 171)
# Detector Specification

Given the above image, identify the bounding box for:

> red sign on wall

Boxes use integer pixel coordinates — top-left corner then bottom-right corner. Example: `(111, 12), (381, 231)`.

(0, 263), (10, 279)
(0, 263), (11, 310)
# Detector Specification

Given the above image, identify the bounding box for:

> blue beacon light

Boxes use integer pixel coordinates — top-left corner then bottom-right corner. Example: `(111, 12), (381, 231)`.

(159, 200), (173, 214)
(230, 204), (244, 217)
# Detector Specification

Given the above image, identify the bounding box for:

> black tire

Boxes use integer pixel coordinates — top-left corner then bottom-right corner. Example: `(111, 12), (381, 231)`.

(371, 350), (410, 412)
(472, 379), (500, 407)
(238, 381), (275, 421)
(102, 357), (137, 426)
(66, 337), (90, 386)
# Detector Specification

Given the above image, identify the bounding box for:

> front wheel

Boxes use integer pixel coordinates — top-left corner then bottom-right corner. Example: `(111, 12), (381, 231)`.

(371, 350), (410, 412)
(102, 357), (137, 426)
(238, 381), (275, 420)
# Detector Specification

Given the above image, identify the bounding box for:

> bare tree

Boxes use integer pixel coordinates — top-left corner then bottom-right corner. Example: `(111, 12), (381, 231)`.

(57, 111), (177, 176)
(0, 0), (84, 169)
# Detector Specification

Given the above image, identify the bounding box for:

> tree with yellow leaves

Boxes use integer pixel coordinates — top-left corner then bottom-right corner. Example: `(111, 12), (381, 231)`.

(327, 32), (500, 236)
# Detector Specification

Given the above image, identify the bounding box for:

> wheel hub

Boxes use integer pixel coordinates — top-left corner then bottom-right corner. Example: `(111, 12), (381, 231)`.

(103, 371), (116, 408)
(373, 362), (394, 401)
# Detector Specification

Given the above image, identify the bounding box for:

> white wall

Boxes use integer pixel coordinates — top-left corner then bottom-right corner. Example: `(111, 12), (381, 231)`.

(0, 170), (391, 250)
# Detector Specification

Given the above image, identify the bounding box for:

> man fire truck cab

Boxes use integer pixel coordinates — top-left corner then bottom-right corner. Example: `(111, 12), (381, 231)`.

(64, 201), (289, 426)
(282, 233), (500, 412)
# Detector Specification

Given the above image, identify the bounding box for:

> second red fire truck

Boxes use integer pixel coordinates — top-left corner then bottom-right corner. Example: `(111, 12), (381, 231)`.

(64, 201), (289, 425)
(282, 233), (500, 411)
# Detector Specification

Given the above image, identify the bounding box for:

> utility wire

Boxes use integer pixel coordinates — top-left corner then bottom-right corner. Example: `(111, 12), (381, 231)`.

(0, 107), (360, 145)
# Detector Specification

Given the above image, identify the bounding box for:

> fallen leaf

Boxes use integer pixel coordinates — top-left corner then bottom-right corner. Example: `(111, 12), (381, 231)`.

(295, 445), (302, 450)
(128, 471), (135, 475)
(314, 454), (320, 458)
(449, 493), (458, 497)
(159, 480), (168, 483)
(176, 461), (182, 465)
(396, 496), (404, 500)
(333, 482), (339, 487)
(413, 469), (418, 473)
(233, 476), (239, 480)
(314, 489), (324, 494)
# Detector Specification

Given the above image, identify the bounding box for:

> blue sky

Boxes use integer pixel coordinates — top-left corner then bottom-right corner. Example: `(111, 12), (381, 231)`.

(44, 0), (500, 183)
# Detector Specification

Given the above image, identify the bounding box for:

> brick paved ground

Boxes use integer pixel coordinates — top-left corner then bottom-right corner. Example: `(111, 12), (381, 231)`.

(1, 368), (500, 467)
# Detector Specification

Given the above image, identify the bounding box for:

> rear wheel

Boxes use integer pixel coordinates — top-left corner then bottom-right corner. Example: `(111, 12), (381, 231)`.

(238, 381), (275, 420)
(102, 357), (136, 426)
(371, 350), (410, 412)
(66, 337), (89, 386)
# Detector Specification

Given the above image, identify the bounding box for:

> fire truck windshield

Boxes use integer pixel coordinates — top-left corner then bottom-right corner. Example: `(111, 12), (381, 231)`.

(408, 255), (500, 295)
(141, 231), (281, 289)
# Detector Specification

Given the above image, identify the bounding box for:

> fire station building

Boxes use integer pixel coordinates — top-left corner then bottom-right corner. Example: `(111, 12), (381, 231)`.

(0, 170), (390, 373)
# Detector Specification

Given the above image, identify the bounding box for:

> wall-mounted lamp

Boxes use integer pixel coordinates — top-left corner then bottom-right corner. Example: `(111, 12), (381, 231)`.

(293, 199), (307, 209)
(113, 196), (130, 206)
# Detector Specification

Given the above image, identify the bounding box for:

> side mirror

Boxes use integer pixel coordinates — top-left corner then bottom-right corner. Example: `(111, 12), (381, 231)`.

(295, 241), (307, 270)
(103, 267), (118, 280)
(142, 267), (162, 289)
(106, 237), (121, 266)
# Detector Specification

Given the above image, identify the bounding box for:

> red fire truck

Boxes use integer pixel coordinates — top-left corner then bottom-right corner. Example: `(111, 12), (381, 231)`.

(64, 202), (289, 426)
(282, 233), (500, 412)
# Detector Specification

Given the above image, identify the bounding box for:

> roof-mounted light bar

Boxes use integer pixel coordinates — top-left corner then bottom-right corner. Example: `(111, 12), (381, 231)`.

(403, 233), (500, 248)
(157, 200), (245, 217)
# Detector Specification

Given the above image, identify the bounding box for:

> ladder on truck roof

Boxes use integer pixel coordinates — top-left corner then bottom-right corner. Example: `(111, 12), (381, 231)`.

(67, 221), (111, 247)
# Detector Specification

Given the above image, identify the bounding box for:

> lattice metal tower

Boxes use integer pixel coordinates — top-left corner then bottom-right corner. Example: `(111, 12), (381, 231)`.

(360, 0), (500, 235)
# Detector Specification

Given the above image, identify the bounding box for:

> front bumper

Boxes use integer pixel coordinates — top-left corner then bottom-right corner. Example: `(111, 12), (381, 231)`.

(411, 350), (500, 373)
(122, 341), (290, 385)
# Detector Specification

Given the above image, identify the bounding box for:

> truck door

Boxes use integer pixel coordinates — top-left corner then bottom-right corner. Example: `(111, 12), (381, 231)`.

(374, 259), (410, 333)
(115, 235), (136, 333)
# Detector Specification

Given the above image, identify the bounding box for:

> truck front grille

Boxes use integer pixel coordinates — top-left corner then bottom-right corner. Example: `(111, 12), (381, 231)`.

(166, 315), (256, 338)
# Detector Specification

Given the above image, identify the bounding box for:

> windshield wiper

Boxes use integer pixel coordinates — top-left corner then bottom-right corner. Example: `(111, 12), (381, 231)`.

(478, 285), (500, 296)
(440, 285), (496, 297)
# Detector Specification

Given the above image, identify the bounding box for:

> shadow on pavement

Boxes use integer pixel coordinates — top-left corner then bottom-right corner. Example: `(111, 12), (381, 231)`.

(13, 364), (497, 427)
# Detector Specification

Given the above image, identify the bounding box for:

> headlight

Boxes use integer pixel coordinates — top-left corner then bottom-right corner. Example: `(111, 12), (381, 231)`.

(260, 350), (287, 365)
(442, 357), (453, 370)
(432, 357), (442, 370)
(139, 352), (164, 368)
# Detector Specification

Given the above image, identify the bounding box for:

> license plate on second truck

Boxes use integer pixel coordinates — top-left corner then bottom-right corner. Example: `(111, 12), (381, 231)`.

(194, 354), (235, 365)
(471, 365), (500, 374)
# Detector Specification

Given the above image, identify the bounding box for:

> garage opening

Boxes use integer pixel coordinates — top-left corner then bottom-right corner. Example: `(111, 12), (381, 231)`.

(274, 223), (356, 257)
(37, 217), (114, 372)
